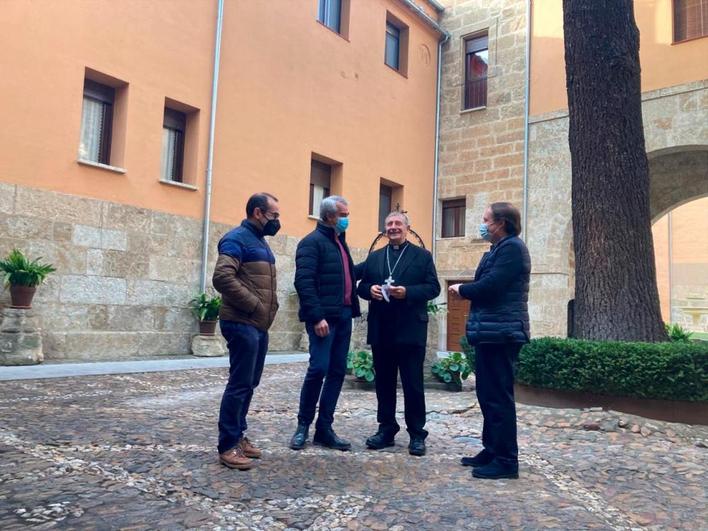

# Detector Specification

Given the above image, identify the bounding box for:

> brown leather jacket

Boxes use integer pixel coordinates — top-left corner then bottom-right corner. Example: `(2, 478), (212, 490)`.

(212, 220), (278, 331)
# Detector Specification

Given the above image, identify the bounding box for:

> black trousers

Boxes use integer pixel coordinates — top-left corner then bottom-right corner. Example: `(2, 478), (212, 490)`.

(474, 342), (522, 465)
(371, 342), (427, 440)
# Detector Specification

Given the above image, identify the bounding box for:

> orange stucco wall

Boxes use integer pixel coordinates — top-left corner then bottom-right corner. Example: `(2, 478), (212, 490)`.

(530, 0), (708, 116)
(0, 0), (441, 249)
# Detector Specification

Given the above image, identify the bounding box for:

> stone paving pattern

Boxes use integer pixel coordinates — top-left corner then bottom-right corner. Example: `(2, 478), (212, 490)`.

(1, 363), (706, 530)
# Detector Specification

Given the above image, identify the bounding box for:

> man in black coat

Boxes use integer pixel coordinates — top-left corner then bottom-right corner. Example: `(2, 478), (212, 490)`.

(357, 212), (440, 456)
(289, 196), (361, 451)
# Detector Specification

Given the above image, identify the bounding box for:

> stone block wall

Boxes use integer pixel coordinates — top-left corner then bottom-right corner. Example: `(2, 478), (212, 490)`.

(0, 184), (381, 360)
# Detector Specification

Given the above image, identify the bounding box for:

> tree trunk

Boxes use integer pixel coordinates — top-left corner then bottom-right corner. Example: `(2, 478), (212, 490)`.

(563, 0), (667, 341)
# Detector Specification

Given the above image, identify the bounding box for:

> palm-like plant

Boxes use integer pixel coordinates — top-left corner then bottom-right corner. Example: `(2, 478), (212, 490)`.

(0, 249), (56, 287)
(189, 292), (222, 322)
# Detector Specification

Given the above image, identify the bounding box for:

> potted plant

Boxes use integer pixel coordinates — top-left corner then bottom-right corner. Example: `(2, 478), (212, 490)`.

(189, 292), (222, 335)
(347, 350), (375, 383)
(431, 351), (472, 391)
(0, 249), (56, 309)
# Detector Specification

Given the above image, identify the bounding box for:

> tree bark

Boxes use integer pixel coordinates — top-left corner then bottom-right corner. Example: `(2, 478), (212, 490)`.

(563, 0), (667, 341)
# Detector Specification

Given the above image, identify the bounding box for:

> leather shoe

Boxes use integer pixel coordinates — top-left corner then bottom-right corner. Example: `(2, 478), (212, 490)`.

(313, 428), (351, 451)
(289, 424), (309, 450)
(366, 431), (396, 450)
(472, 459), (518, 480)
(408, 438), (426, 456)
(460, 449), (494, 467)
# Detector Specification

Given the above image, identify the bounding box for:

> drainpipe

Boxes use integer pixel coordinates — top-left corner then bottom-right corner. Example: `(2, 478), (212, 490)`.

(199, 0), (225, 292)
(522, 0), (531, 238)
(432, 32), (450, 259)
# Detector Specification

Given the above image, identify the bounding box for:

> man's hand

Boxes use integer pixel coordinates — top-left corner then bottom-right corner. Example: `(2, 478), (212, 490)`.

(448, 284), (462, 296)
(314, 319), (330, 337)
(389, 285), (406, 299)
(370, 285), (384, 301)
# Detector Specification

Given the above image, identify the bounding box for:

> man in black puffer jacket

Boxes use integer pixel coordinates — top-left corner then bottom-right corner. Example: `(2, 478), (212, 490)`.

(449, 202), (531, 480)
(289, 196), (361, 451)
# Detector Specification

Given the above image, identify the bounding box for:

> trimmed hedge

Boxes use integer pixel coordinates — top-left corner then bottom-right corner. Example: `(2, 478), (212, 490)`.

(517, 337), (708, 402)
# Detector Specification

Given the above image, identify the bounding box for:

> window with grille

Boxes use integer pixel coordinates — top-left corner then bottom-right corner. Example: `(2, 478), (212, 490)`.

(674, 0), (708, 42)
(464, 34), (489, 110)
(310, 159), (332, 216)
(161, 108), (186, 183)
(79, 79), (114, 164)
(379, 184), (393, 232)
(442, 198), (466, 238)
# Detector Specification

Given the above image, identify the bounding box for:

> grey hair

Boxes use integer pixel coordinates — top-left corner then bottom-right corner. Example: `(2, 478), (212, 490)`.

(320, 195), (348, 221)
(385, 210), (410, 227)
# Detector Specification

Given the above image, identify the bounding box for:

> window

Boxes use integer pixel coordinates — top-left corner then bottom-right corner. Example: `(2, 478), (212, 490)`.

(379, 184), (393, 232)
(441, 199), (466, 238)
(674, 0), (708, 42)
(161, 108), (186, 182)
(310, 159), (332, 216)
(464, 34), (488, 110)
(79, 79), (114, 164)
(385, 23), (400, 70)
(318, 0), (342, 33)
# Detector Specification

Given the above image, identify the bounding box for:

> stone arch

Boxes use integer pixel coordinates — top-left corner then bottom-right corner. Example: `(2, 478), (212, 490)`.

(648, 146), (708, 222)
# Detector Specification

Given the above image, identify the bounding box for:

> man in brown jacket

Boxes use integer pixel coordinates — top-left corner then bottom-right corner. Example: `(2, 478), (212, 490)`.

(213, 192), (280, 470)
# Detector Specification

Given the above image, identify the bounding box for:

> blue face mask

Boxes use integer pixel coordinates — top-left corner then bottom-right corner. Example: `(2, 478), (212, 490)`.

(479, 222), (491, 241)
(335, 216), (349, 233)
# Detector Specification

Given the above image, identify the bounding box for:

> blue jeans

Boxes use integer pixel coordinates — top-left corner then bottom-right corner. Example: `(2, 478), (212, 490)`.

(297, 307), (353, 430)
(217, 320), (268, 454)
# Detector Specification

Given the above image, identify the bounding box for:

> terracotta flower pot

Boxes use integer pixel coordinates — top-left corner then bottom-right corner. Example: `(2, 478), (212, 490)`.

(199, 320), (218, 336)
(9, 285), (36, 309)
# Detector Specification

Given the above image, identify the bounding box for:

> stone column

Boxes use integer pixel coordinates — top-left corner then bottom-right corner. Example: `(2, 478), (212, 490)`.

(0, 308), (44, 365)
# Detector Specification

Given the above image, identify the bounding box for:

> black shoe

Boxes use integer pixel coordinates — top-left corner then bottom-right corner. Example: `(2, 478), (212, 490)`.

(472, 459), (519, 480)
(366, 431), (396, 450)
(408, 438), (426, 456)
(289, 424), (309, 450)
(460, 449), (494, 467)
(313, 428), (351, 451)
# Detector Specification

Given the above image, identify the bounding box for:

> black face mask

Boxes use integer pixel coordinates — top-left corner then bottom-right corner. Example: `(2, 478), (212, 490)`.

(262, 217), (281, 237)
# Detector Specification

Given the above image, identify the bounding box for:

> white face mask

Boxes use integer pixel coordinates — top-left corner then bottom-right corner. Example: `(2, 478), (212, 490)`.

(479, 222), (492, 241)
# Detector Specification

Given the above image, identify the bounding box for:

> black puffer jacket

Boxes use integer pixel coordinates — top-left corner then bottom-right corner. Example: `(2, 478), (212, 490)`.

(294, 222), (361, 324)
(459, 235), (531, 345)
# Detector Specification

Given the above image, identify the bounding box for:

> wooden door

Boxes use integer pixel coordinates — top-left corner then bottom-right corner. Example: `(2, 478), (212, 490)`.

(446, 280), (471, 351)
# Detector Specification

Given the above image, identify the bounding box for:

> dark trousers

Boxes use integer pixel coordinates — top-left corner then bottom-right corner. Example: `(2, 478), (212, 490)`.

(297, 307), (353, 430)
(474, 342), (522, 465)
(371, 342), (428, 440)
(217, 320), (268, 454)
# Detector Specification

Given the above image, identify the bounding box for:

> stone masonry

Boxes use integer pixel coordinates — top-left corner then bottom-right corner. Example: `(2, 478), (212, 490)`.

(0, 183), (373, 360)
(435, 0), (528, 348)
(526, 81), (708, 337)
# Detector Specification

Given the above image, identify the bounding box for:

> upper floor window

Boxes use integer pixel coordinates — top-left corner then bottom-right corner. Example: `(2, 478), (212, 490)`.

(318, 0), (342, 33)
(674, 0), (708, 42)
(310, 159), (332, 216)
(161, 108), (186, 183)
(441, 198), (466, 238)
(385, 23), (401, 70)
(464, 33), (488, 110)
(379, 184), (393, 232)
(80, 79), (114, 164)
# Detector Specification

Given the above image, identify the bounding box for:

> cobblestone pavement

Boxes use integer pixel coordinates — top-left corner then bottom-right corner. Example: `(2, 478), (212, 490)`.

(1, 363), (706, 530)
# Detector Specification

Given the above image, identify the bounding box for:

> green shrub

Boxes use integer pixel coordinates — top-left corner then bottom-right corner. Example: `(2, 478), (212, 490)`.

(0, 249), (56, 287)
(432, 352), (472, 387)
(665, 322), (693, 343)
(517, 337), (708, 402)
(189, 292), (222, 321)
(347, 350), (375, 382)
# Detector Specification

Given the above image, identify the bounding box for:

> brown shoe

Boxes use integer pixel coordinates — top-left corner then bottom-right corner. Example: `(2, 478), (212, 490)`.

(239, 436), (262, 459)
(219, 445), (254, 470)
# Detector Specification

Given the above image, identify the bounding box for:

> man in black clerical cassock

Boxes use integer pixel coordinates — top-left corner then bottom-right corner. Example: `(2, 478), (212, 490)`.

(357, 211), (441, 456)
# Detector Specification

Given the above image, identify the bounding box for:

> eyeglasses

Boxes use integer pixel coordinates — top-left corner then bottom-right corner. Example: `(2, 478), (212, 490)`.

(263, 211), (280, 220)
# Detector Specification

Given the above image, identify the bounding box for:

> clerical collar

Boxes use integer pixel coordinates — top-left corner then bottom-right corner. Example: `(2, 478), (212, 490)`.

(390, 241), (408, 251)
